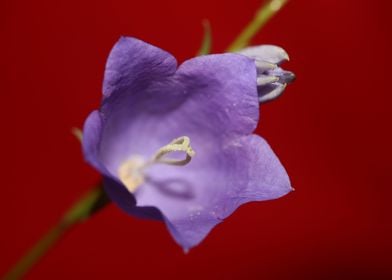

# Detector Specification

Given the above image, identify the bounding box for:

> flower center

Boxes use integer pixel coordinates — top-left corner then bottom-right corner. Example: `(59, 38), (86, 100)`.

(118, 136), (195, 193)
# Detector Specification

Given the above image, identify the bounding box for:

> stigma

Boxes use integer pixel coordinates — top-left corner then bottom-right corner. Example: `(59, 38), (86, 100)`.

(118, 136), (195, 193)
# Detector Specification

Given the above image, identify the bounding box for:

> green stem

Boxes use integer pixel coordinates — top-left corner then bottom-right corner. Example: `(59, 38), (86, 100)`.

(197, 20), (212, 55)
(227, 0), (289, 52)
(3, 184), (109, 280)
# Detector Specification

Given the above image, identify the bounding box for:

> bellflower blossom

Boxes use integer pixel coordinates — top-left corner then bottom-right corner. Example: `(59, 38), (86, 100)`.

(82, 37), (294, 250)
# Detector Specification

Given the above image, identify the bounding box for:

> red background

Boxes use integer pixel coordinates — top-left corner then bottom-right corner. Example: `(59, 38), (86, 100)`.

(1, 0), (391, 279)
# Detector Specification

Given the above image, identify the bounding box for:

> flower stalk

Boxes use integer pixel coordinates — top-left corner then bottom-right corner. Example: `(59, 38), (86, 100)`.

(197, 20), (212, 55)
(227, 0), (289, 52)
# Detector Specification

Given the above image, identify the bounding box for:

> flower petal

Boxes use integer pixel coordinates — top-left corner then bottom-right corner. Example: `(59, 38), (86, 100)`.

(102, 37), (178, 116)
(82, 110), (111, 177)
(176, 53), (259, 136)
(238, 45), (289, 64)
(216, 134), (292, 217)
(134, 134), (291, 249)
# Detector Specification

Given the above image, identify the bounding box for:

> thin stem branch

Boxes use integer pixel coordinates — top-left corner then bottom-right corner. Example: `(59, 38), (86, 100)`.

(227, 0), (289, 52)
(197, 20), (212, 55)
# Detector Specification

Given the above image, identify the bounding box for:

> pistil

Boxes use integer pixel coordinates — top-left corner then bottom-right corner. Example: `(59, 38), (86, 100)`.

(118, 136), (195, 193)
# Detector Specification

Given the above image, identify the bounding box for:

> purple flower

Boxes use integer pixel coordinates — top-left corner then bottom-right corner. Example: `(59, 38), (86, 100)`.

(83, 37), (293, 250)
